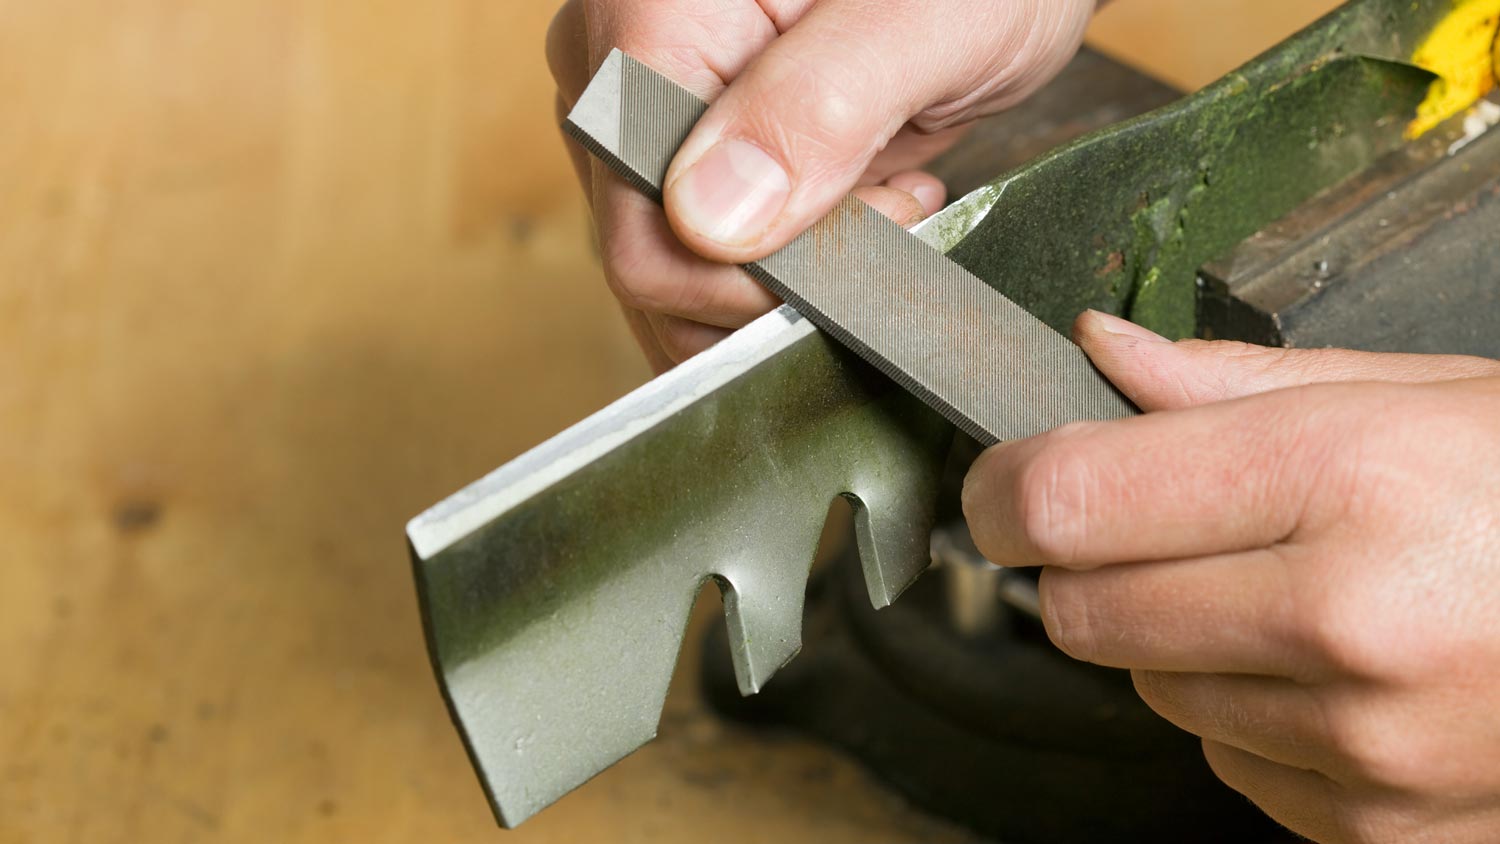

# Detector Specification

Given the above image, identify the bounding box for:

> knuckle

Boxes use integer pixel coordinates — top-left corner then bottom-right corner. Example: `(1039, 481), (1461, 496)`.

(602, 236), (745, 321)
(600, 234), (670, 312)
(886, 191), (927, 228)
(1176, 338), (1270, 360)
(673, 269), (735, 320)
(1327, 802), (1404, 844)
(1295, 590), (1387, 679)
(545, 0), (586, 93)
(1013, 426), (1097, 564)
(1130, 670), (1184, 719)
(654, 321), (692, 361)
(853, 186), (925, 228)
(742, 51), (886, 171)
(1408, 395), (1499, 458)
(608, 274), (666, 314)
(909, 103), (973, 135)
(1248, 386), (1370, 529)
(910, 2), (1087, 129)
(1208, 340), (1295, 393)
(653, 316), (712, 362)
(599, 7), (741, 99)
(1323, 704), (1429, 793)
(960, 460), (1003, 559)
(1039, 571), (1098, 662)
(544, 11), (569, 82)
(1260, 345), (1324, 379)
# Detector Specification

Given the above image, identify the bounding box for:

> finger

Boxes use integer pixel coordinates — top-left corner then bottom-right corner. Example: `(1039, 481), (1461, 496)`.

(961, 384), (1356, 569)
(621, 182), (925, 367)
(1202, 739), (1342, 844)
(564, 1), (807, 370)
(1074, 310), (1500, 412)
(619, 305), (675, 375)
(648, 312), (732, 364)
(877, 171), (946, 217)
(634, 182), (926, 367)
(548, 2), (596, 200)
(1133, 671), (1334, 772)
(1037, 549), (1315, 677)
(556, 93), (593, 199)
(583, 0), (790, 99)
(662, 0), (1093, 262)
(850, 185), (929, 229)
(546, 0), (590, 104)
(596, 180), (933, 329)
(862, 124), (973, 186)
(595, 178), (780, 327)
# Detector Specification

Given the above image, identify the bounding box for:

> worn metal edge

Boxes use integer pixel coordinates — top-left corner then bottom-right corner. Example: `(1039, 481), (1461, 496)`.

(405, 306), (815, 560)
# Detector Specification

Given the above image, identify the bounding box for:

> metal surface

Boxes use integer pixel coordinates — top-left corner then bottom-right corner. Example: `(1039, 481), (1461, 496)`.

(565, 50), (1139, 448)
(931, 525), (1041, 632)
(1200, 93), (1500, 354)
(409, 307), (952, 827)
(944, 0), (1444, 339)
(411, 0), (1466, 829)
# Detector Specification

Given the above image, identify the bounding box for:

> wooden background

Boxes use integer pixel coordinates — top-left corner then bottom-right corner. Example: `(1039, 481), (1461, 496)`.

(0, 2), (1339, 842)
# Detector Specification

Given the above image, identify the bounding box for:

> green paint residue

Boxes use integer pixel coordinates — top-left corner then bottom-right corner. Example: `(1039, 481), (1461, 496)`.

(944, 14), (1434, 341)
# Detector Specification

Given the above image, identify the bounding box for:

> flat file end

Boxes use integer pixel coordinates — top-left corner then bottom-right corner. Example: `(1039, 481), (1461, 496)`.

(563, 48), (622, 154)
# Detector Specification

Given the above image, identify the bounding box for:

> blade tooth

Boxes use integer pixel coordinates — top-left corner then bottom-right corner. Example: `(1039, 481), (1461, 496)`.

(846, 472), (943, 611)
(838, 394), (952, 609)
(716, 425), (952, 692)
(411, 319), (951, 828)
(718, 421), (954, 692)
(715, 515), (824, 696)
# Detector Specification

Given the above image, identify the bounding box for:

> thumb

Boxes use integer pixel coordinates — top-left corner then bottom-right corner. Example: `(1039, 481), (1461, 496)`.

(1075, 310), (1500, 412)
(662, 0), (1093, 263)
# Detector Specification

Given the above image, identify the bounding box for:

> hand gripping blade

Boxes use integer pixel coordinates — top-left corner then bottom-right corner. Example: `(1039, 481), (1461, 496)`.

(565, 49), (1139, 446)
(414, 0), (1450, 826)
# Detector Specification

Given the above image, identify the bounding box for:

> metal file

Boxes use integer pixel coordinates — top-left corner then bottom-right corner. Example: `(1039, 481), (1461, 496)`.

(564, 49), (1139, 446)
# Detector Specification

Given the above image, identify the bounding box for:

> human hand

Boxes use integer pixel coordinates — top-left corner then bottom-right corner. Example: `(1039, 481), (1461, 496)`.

(963, 311), (1500, 842)
(547, 0), (1096, 370)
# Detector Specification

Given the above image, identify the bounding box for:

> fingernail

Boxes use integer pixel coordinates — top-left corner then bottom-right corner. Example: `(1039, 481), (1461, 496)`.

(669, 139), (790, 247)
(1086, 310), (1170, 344)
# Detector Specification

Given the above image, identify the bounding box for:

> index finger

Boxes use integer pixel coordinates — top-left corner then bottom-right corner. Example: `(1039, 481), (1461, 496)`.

(960, 383), (1364, 569)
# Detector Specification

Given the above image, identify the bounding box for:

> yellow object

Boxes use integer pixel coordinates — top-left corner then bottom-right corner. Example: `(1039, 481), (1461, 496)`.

(1407, 0), (1500, 138)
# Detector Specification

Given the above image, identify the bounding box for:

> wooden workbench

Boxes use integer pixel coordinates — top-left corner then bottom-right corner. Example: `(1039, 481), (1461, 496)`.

(0, 2), (1339, 841)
